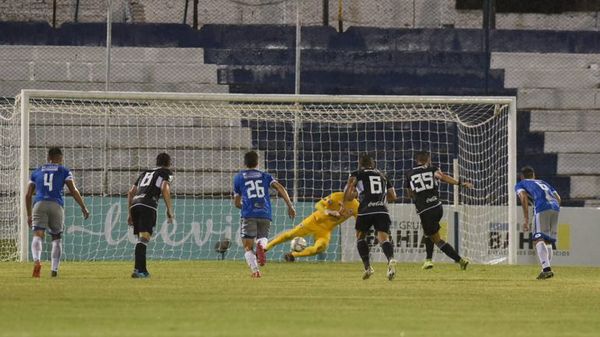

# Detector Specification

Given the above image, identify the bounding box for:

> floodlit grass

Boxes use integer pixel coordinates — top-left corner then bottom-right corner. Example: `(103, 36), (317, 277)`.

(1, 261), (599, 337)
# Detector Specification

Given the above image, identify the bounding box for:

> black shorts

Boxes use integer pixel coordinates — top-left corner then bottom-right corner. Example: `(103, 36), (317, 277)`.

(131, 205), (157, 235)
(355, 213), (391, 233)
(419, 205), (443, 236)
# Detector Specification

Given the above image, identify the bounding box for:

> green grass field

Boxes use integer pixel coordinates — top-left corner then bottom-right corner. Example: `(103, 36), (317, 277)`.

(1, 261), (599, 337)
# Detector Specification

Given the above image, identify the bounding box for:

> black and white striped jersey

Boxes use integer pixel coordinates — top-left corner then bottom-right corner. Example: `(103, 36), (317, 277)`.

(131, 167), (173, 210)
(350, 169), (392, 216)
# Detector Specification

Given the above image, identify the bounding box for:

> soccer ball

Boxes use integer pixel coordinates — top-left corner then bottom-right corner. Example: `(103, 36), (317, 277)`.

(290, 237), (307, 252)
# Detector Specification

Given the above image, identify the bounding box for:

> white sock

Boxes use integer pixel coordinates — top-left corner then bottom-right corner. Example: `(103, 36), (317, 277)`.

(31, 236), (42, 262)
(256, 237), (268, 249)
(546, 244), (553, 263)
(244, 250), (259, 272)
(535, 241), (551, 270)
(51, 239), (62, 272)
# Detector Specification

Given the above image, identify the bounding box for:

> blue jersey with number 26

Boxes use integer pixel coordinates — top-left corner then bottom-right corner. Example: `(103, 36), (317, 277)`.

(30, 163), (73, 207)
(514, 179), (560, 214)
(233, 169), (275, 220)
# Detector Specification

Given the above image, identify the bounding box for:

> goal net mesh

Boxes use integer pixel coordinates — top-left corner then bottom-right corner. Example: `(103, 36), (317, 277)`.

(4, 93), (512, 264)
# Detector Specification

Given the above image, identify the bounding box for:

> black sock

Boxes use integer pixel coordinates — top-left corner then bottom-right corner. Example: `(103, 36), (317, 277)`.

(543, 267), (552, 272)
(380, 241), (394, 262)
(357, 239), (371, 269)
(424, 237), (434, 260)
(135, 242), (147, 272)
(436, 240), (461, 262)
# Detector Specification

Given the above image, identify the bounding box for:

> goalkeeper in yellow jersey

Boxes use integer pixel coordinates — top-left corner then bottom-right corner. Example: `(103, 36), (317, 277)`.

(264, 191), (359, 262)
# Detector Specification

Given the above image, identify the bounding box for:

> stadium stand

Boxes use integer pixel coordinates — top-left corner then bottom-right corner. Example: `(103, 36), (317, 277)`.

(1, 2), (600, 205)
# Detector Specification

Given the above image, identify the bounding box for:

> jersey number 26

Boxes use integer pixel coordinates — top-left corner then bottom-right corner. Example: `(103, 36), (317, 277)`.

(245, 180), (265, 198)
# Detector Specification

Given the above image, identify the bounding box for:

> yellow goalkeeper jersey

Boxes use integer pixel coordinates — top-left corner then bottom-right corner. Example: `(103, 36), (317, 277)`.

(304, 192), (359, 231)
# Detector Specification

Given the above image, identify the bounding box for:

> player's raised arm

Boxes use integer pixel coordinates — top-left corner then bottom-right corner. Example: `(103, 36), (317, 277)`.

(66, 180), (89, 219)
(161, 180), (174, 223)
(272, 181), (296, 219)
(436, 170), (473, 188)
(343, 176), (357, 202)
(387, 187), (397, 203)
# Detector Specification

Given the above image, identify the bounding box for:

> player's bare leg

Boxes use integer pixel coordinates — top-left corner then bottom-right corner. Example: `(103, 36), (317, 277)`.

(132, 232), (151, 278)
(31, 230), (44, 278)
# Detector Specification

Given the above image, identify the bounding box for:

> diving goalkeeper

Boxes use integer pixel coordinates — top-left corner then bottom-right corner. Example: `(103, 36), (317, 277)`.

(264, 191), (359, 262)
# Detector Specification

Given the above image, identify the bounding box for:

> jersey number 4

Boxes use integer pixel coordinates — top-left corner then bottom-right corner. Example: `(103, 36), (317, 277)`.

(410, 172), (434, 192)
(245, 180), (265, 198)
(43, 173), (54, 191)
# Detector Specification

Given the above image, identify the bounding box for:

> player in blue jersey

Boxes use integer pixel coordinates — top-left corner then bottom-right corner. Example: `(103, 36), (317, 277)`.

(25, 147), (89, 278)
(233, 151), (295, 277)
(515, 166), (561, 280)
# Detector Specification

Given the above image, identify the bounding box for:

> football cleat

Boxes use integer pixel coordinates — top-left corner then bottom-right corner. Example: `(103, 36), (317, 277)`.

(251, 271), (262, 278)
(362, 266), (374, 280)
(51, 271), (58, 278)
(32, 261), (41, 278)
(256, 242), (266, 266)
(387, 259), (397, 281)
(284, 252), (295, 262)
(131, 270), (151, 278)
(422, 259), (434, 270)
(536, 270), (554, 280)
(459, 258), (469, 271)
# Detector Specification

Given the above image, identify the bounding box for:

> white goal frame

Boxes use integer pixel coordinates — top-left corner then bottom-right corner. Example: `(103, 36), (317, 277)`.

(17, 90), (517, 264)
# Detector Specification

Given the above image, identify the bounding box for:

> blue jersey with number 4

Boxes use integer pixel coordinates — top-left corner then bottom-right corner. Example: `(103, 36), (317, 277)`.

(514, 179), (560, 214)
(233, 169), (275, 220)
(30, 163), (73, 207)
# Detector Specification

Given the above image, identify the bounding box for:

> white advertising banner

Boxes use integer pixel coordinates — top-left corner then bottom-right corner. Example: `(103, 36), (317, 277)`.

(340, 205), (600, 266)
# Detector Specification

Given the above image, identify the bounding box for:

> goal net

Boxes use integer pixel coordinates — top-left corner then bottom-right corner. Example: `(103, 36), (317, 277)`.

(5, 91), (516, 264)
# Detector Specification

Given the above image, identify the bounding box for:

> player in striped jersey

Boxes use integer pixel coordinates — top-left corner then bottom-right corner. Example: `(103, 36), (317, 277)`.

(405, 151), (471, 271)
(127, 153), (174, 278)
(344, 154), (398, 281)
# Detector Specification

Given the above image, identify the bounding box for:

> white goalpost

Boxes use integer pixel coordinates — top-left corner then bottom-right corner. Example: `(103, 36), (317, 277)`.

(3, 90), (517, 264)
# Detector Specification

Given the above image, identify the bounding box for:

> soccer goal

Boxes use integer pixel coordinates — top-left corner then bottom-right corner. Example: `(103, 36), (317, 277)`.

(3, 90), (516, 264)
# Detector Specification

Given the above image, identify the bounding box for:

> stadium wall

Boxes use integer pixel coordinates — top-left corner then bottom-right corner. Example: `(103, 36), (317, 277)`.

(340, 205), (600, 266)
(55, 197), (600, 266)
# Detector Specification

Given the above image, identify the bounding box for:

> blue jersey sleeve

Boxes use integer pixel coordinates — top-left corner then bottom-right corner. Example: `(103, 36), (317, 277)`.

(264, 172), (275, 189)
(514, 181), (525, 195)
(233, 174), (243, 196)
(62, 166), (74, 182)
